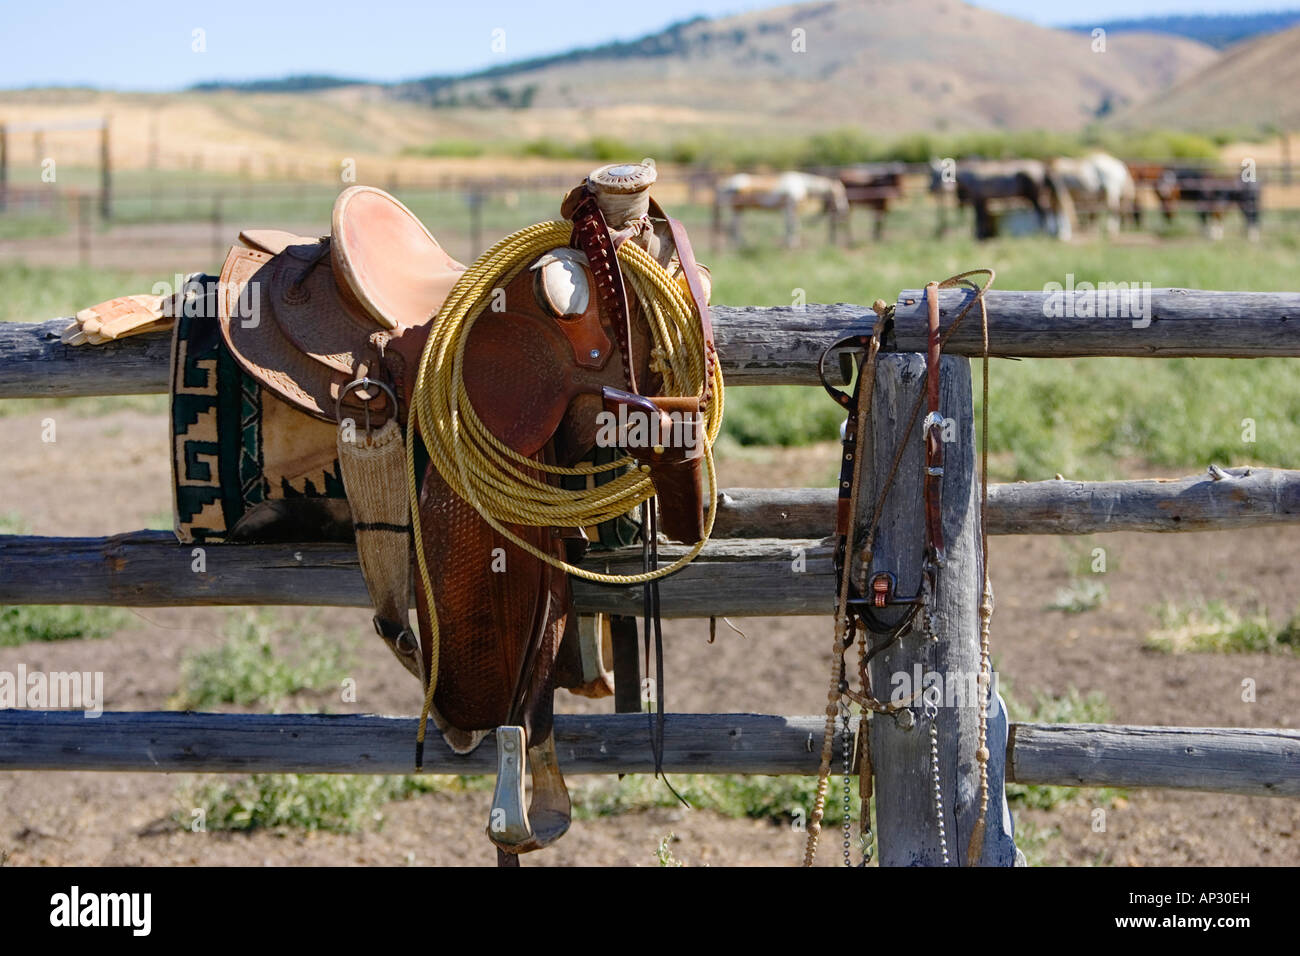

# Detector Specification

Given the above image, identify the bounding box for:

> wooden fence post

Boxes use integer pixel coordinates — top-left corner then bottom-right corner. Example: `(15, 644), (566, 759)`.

(99, 118), (112, 221)
(862, 353), (1017, 866)
(76, 192), (91, 268)
(0, 123), (8, 213)
(211, 192), (224, 266)
(467, 189), (485, 259)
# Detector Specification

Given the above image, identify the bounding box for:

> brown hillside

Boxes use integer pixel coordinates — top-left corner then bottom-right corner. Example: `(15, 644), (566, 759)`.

(1116, 23), (1300, 131)
(431, 0), (1218, 131)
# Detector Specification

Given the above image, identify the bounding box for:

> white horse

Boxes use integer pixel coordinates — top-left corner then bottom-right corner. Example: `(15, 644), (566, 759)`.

(1047, 152), (1137, 240)
(713, 171), (850, 248)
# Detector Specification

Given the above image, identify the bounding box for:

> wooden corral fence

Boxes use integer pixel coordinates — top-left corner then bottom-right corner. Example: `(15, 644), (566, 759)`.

(2, 287), (1300, 865)
(0, 117), (111, 219)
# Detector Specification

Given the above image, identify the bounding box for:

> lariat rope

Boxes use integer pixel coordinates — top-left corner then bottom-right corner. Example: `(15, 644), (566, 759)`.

(803, 269), (994, 867)
(405, 219), (724, 760)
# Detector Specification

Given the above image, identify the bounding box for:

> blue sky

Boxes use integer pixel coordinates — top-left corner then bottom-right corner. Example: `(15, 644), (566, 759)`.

(0, 0), (1286, 91)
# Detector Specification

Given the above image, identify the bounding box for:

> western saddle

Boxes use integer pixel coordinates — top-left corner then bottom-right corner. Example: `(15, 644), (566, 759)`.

(65, 162), (718, 864)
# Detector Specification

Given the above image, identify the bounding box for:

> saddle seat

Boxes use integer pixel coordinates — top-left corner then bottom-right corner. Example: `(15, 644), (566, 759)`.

(217, 186), (466, 425)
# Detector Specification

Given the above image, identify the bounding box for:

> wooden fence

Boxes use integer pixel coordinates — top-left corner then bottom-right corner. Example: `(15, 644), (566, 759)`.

(1, 287), (1299, 865)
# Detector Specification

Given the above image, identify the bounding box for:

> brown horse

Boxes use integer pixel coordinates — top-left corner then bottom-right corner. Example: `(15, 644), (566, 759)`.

(835, 163), (905, 242)
(930, 158), (1070, 241)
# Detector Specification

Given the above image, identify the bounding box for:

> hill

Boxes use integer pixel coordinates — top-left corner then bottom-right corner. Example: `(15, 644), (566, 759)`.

(188, 75), (365, 94)
(1116, 23), (1300, 132)
(1066, 10), (1300, 50)
(391, 0), (1217, 131)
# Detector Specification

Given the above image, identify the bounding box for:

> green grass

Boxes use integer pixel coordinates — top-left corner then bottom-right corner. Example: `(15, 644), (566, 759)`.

(170, 609), (353, 710)
(0, 605), (130, 646)
(175, 773), (478, 833)
(402, 126), (1242, 169)
(707, 229), (1300, 478)
(1145, 599), (1300, 654)
(655, 833), (684, 867)
(571, 770), (855, 828)
(0, 216), (69, 241)
(0, 514), (133, 645)
(172, 761), (856, 838)
(1047, 578), (1108, 614)
(0, 261), (170, 418)
(1013, 818), (1061, 866)
(401, 139), (486, 159)
(0, 261), (157, 324)
(1002, 683), (1123, 812)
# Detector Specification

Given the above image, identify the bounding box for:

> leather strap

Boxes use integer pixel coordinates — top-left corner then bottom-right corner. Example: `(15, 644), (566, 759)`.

(665, 215), (718, 413)
(923, 282), (946, 568)
(823, 333), (872, 538)
(568, 192), (637, 393)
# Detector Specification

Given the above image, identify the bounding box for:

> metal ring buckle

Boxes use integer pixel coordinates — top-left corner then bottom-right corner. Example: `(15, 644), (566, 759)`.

(336, 377), (398, 434)
(817, 333), (871, 409)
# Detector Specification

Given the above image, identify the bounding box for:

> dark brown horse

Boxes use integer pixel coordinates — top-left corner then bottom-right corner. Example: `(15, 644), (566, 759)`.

(834, 163), (905, 242)
(930, 158), (1070, 241)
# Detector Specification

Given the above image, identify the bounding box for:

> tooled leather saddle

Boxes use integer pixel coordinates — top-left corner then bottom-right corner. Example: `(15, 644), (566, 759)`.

(69, 162), (716, 863)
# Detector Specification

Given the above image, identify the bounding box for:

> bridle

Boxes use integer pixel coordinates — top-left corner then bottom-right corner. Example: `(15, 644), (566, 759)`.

(815, 281), (948, 665)
(804, 269), (995, 868)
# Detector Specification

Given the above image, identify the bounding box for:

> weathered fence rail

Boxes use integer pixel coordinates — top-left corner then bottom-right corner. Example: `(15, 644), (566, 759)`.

(5, 459), (1298, 612)
(1, 711), (1294, 798)
(3, 288), (1299, 398)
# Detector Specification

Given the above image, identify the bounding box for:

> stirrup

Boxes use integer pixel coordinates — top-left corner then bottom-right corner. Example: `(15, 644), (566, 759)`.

(487, 726), (572, 855)
(488, 726), (532, 848)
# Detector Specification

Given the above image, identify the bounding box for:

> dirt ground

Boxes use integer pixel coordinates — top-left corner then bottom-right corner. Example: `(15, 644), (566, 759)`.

(0, 407), (1297, 867)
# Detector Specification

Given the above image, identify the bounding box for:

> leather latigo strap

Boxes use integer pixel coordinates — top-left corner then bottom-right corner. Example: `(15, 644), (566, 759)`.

(664, 215), (717, 412)
(923, 281), (946, 568)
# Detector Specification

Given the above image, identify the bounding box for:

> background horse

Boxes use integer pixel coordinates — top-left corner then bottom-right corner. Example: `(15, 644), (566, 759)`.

(1165, 167), (1262, 241)
(930, 159), (1070, 241)
(834, 163), (906, 242)
(1048, 152), (1138, 239)
(713, 171), (849, 247)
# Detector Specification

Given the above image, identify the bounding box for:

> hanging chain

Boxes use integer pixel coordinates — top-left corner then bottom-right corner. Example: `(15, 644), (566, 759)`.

(856, 621), (875, 866)
(841, 702), (853, 866)
(925, 693), (949, 866)
(919, 573), (950, 866)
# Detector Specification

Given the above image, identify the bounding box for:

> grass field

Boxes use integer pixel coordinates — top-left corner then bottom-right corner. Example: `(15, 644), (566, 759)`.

(709, 223), (1300, 478)
(3, 208), (1299, 479)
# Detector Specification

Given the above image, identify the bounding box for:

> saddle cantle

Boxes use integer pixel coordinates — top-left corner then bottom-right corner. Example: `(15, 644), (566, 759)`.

(331, 185), (466, 331)
(65, 162), (718, 863)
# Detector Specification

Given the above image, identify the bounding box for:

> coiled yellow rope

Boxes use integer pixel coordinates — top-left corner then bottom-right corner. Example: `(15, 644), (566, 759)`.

(406, 220), (723, 748)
